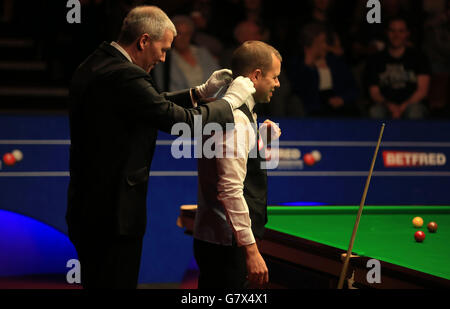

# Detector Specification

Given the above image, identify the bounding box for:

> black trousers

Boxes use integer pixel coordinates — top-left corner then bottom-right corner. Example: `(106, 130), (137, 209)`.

(70, 234), (143, 289)
(193, 238), (248, 289)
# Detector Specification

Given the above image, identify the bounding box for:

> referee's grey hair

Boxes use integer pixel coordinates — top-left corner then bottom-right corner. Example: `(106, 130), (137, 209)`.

(118, 6), (177, 45)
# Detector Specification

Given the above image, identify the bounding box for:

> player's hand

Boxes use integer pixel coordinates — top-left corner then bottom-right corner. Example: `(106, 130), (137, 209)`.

(222, 76), (256, 110)
(196, 69), (233, 99)
(259, 119), (281, 144)
(244, 243), (269, 286)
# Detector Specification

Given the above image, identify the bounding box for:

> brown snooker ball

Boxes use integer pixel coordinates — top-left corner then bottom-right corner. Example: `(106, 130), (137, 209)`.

(427, 222), (438, 233)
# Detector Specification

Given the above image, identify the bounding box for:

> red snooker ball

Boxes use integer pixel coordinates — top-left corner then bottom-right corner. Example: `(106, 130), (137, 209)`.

(414, 231), (426, 242)
(427, 222), (438, 233)
(303, 153), (315, 166)
(3, 153), (16, 166)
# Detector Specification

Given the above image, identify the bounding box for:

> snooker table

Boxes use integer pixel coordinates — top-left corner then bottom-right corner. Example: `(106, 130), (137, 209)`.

(178, 205), (450, 289)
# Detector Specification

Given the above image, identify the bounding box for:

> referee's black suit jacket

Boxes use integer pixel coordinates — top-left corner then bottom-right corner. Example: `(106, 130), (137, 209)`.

(66, 42), (234, 239)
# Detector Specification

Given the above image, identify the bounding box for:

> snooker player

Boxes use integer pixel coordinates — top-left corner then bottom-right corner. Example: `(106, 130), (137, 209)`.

(194, 41), (282, 288)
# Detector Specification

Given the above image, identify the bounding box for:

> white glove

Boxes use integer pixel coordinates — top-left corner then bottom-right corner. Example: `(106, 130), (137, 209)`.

(222, 76), (256, 109)
(196, 69), (233, 99)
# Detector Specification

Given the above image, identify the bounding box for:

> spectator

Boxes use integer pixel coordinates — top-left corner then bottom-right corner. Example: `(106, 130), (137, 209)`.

(220, 20), (266, 68)
(367, 17), (430, 119)
(242, 0), (266, 24)
(288, 23), (359, 118)
(211, 0), (272, 48)
(152, 15), (219, 92)
(349, 0), (419, 65)
(190, 0), (224, 59)
(422, 0), (450, 118)
(301, 0), (345, 56)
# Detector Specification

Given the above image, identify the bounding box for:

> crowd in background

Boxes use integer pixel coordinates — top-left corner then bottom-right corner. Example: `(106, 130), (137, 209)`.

(4, 0), (450, 119)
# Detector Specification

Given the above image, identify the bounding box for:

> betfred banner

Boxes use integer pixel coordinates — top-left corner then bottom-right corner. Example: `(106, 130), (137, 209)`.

(382, 151), (447, 167)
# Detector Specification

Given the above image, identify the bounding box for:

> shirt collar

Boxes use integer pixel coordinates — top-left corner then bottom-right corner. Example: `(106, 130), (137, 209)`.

(110, 41), (133, 63)
(246, 94), (256, 113)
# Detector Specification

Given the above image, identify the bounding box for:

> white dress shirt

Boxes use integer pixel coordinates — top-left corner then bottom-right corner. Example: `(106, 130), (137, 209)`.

(110, 41), (133, 63)
(195, 95), (257, 247)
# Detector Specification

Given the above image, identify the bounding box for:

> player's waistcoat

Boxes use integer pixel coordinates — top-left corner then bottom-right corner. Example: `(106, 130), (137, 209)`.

(237, 104), (268, 239)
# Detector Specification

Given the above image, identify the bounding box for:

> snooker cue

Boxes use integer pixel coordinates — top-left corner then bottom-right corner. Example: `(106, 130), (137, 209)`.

(337, 123), (385, 289)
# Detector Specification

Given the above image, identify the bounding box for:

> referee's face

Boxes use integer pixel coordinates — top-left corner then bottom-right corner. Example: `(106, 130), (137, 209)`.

(144, 29), (174, 73)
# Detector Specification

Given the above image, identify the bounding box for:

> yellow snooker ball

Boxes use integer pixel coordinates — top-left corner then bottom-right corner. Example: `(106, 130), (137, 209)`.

(412, 217), (424, 228)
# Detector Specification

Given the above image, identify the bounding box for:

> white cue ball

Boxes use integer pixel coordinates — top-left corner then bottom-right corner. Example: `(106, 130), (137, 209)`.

(11, 149), (23, 162)
(311, 150), (321, 162)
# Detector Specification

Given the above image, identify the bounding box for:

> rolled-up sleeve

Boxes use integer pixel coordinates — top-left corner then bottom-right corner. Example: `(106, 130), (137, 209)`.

(215, 112), (256, 246)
